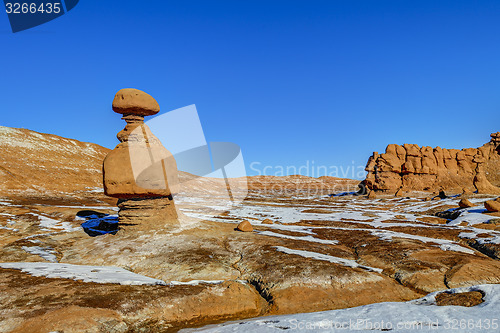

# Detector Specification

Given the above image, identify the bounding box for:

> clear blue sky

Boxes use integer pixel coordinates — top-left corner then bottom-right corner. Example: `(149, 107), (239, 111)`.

(1, 0), (499, 179)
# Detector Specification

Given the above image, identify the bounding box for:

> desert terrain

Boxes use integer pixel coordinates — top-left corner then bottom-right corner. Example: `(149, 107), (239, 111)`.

(0, 125), (500, 332)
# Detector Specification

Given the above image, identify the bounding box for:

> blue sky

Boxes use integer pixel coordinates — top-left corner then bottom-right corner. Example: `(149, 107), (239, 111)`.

(1, 0), (499, 178)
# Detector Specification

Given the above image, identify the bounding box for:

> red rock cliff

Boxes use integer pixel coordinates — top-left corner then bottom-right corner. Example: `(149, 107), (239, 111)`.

(363, 132), (500, 194)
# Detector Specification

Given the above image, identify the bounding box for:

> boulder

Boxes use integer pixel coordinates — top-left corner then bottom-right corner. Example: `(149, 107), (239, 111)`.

(458, 198), (474, 208)
(237, 220), (253, 232)
(435, 291), (484, 307)
(485, 200), (500, 212)
(112, 88), (160, 116)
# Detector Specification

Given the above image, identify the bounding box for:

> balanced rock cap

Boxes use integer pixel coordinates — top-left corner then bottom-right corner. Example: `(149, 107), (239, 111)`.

(112, 88), (160, 116)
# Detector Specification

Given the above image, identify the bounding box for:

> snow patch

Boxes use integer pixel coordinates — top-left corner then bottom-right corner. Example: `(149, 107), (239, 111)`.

(275, 246), (383, 273)
(371, 229), (475, 254)
(21, 246), (58, 262)
(29, 213), (79, 232)
(258, 231), (338, 245)
(169, 280), (224, 286)
(0, 262), (167, 285)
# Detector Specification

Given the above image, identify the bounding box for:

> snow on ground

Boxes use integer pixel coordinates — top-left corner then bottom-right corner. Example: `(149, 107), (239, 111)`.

(0, 200), (21, 207)
(370, 229), (475, 254)
(448, 208), (493, 226)
(169, 280), (225, 286)
(0, 262), (234, 287)
(258, 231), (339, 245)
(459, 231), (500, 245)
(185, 284), (500, 332)
(85, 187), (104, 193)
(0, 262), (167, 285)
(179, 195), (499, 255)
(0, 226), (18, 232)
(28, 213), (79, 232)
(195, 198), (436, 229)
(21, 246), (58, 262)
(275, 246), (382, 273)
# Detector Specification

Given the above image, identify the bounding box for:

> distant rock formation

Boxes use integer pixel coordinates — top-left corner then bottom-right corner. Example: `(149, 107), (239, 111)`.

(103, 88), (179, 228)
(363, 133), (500, 194)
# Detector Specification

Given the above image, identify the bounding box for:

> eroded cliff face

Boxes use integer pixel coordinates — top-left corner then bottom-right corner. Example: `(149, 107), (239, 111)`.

(363, 132), (500, 194)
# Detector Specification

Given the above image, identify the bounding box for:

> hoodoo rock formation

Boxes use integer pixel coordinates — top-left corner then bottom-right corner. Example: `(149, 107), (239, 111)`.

(103, 88), (179, 228)
(363, 133), (500, 194)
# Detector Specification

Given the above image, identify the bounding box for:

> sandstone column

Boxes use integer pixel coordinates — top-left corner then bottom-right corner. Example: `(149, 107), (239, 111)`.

(473, 132), (500, 194)
(103, 88), (179, 229)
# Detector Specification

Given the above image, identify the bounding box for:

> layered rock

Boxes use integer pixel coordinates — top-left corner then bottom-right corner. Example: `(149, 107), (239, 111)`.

(363, 133), (500, 194)
(103, 89), (180, 228)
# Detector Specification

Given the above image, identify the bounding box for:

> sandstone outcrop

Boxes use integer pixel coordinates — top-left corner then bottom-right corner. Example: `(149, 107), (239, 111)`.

(363, 133), (500, 194)
(103, 89), (179, 228)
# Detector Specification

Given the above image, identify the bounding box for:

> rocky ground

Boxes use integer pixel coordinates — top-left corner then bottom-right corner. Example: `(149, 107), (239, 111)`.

(1, 126), (500, 332)
(184, 284), (500, 332)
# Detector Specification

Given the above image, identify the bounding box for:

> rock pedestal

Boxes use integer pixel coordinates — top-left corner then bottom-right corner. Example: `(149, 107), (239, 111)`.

(103, 88), (179, 229)
(117, 197), (178, 225)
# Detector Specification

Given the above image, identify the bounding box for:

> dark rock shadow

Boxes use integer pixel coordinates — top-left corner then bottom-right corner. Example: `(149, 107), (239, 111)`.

(78, 210), (119, 237)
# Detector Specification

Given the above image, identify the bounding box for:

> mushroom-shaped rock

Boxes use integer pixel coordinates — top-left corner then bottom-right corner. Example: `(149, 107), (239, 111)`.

(262, 219), (273, 224)
(112, 88), (160, 116)
(103, 88), (179, 229)
(237, 220), (253, 232)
